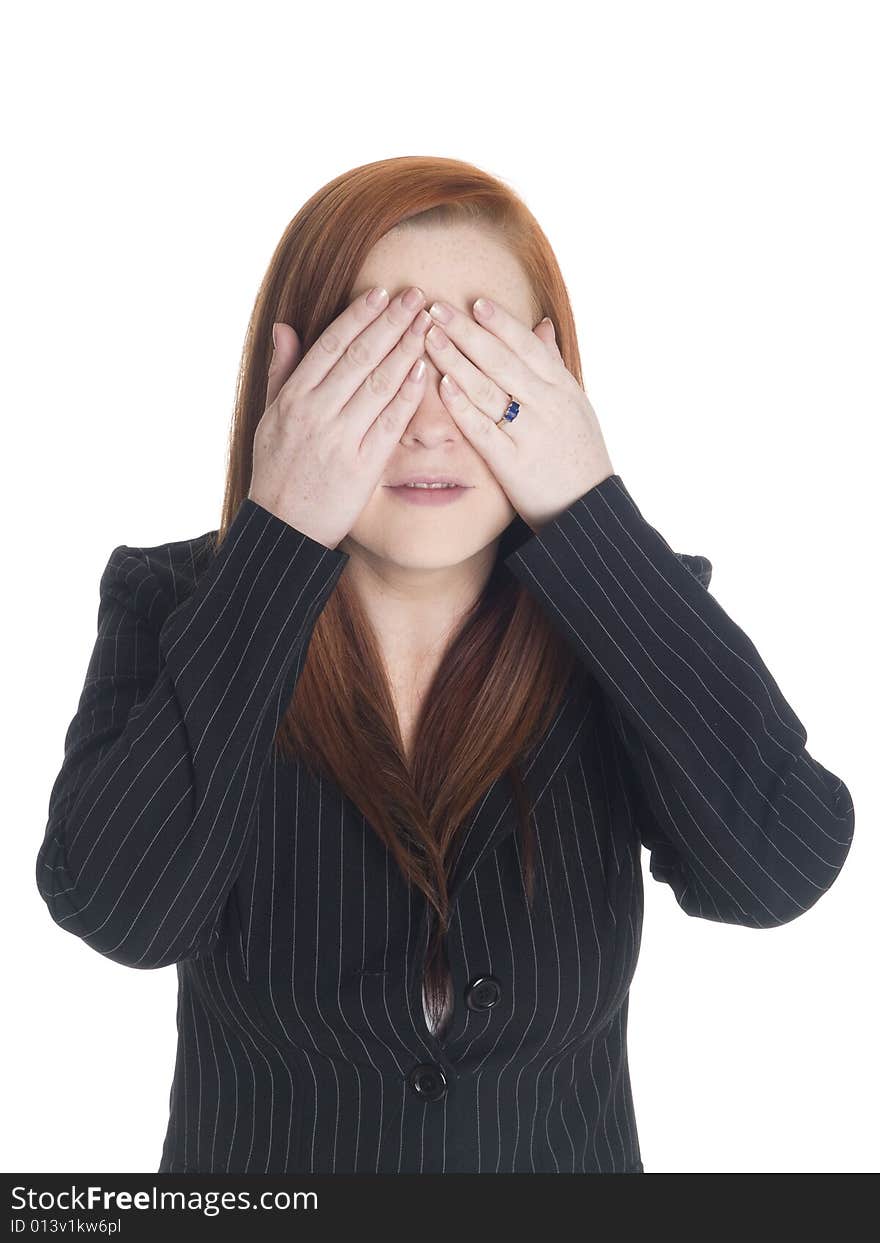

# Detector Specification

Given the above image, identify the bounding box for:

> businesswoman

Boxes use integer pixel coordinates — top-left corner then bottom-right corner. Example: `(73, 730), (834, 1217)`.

(36, 155), (855, 1175)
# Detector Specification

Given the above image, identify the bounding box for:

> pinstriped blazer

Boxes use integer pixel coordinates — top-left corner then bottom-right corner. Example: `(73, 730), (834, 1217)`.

(36, 474), (855, 1174)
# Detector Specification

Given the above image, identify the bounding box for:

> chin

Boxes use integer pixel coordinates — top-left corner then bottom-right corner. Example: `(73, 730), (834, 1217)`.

(351, 508), (507, 567)
(381, 540), (473, 570)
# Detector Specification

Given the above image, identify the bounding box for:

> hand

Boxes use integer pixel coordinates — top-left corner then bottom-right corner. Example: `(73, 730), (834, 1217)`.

(249, 285), (431, 549)
(423, 296), (615, 532)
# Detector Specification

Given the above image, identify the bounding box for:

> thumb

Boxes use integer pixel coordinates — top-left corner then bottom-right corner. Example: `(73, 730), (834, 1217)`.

(532, 315), (561, 358)
(265, 321), (303, 410)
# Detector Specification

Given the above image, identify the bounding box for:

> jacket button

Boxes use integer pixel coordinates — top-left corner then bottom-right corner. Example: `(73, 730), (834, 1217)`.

(465, 975), (501, 1011)
(408, 1062), (448, 1101)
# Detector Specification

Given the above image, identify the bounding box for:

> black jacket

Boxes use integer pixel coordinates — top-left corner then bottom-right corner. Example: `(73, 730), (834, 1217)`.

(36, 474), (854, 1174)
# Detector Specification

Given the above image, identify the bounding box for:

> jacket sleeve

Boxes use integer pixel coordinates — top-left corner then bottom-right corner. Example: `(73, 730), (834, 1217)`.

(503, 473), (855, 928)
(36, 497), (349, 968)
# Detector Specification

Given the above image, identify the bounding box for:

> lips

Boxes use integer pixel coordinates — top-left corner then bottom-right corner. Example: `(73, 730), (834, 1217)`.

(385, 482), (471, 506)
(387, 478), (469, 488)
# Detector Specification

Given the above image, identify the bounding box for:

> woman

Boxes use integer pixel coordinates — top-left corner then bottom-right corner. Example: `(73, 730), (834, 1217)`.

(36, 155), (855, 1174)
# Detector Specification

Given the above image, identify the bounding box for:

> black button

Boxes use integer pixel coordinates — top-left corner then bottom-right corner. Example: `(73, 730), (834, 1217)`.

(408, 1062), (448, 1101)
(465, 975), (502, 1011)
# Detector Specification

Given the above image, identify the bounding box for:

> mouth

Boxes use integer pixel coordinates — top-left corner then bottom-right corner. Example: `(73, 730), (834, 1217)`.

(385, 480), (472, 505)
(385, 477), (472, 489)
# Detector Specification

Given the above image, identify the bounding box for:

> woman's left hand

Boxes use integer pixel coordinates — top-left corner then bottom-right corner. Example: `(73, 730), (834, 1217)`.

(423, 296), (615, 532)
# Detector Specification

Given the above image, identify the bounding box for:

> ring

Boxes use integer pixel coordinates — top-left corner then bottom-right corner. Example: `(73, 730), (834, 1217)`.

(494, 398), (520, 427)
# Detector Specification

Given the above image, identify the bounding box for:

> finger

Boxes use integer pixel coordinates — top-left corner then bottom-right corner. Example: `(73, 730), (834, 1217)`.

(427, 297), (556, 395)
(532, 316), (563, 361)
(473, 299), (563, 380)
(423, 322), (511, 420)
(308, 286), (426, 414)
(344, 308), (430, 438)
(535, 316), (590, 395)
(436, 371), (517, 476)
(320, 285), (428, 414)
(266, 321), (303, 410)
(360, 355), (429, 469)
(289, 286), (393, 393)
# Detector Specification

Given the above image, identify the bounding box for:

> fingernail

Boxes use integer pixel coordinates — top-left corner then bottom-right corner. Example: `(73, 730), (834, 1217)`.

(272, 323), (278, 350)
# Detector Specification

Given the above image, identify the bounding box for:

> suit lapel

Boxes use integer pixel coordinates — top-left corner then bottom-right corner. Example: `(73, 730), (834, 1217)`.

(447, 672), (596, 910)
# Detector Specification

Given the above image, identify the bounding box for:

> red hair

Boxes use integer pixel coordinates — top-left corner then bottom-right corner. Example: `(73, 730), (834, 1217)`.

(216, 156), (587, 1033)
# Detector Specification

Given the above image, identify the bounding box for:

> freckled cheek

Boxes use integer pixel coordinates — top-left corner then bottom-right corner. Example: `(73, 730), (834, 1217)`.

(474, 484), (517, 537)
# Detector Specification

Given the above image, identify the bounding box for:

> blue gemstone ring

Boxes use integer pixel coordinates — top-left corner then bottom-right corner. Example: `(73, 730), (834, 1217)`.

(495, 398), (520, 426)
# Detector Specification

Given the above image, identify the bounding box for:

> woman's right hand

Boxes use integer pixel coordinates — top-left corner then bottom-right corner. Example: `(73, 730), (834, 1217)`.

(248, 285), (431, 550)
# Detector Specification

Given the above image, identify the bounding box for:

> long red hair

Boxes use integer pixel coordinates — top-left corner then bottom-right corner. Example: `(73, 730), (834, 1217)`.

(215, 156), (588, 1033)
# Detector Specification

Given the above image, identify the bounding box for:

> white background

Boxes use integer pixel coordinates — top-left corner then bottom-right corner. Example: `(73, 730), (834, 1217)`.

(5, 0), (876, 1174)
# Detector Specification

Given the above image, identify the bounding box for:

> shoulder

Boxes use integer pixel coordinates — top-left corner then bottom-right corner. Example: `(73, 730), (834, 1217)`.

(675, 551), (713, 589)
(100, 525), (219, 626)
(137, 528), (219, 604)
